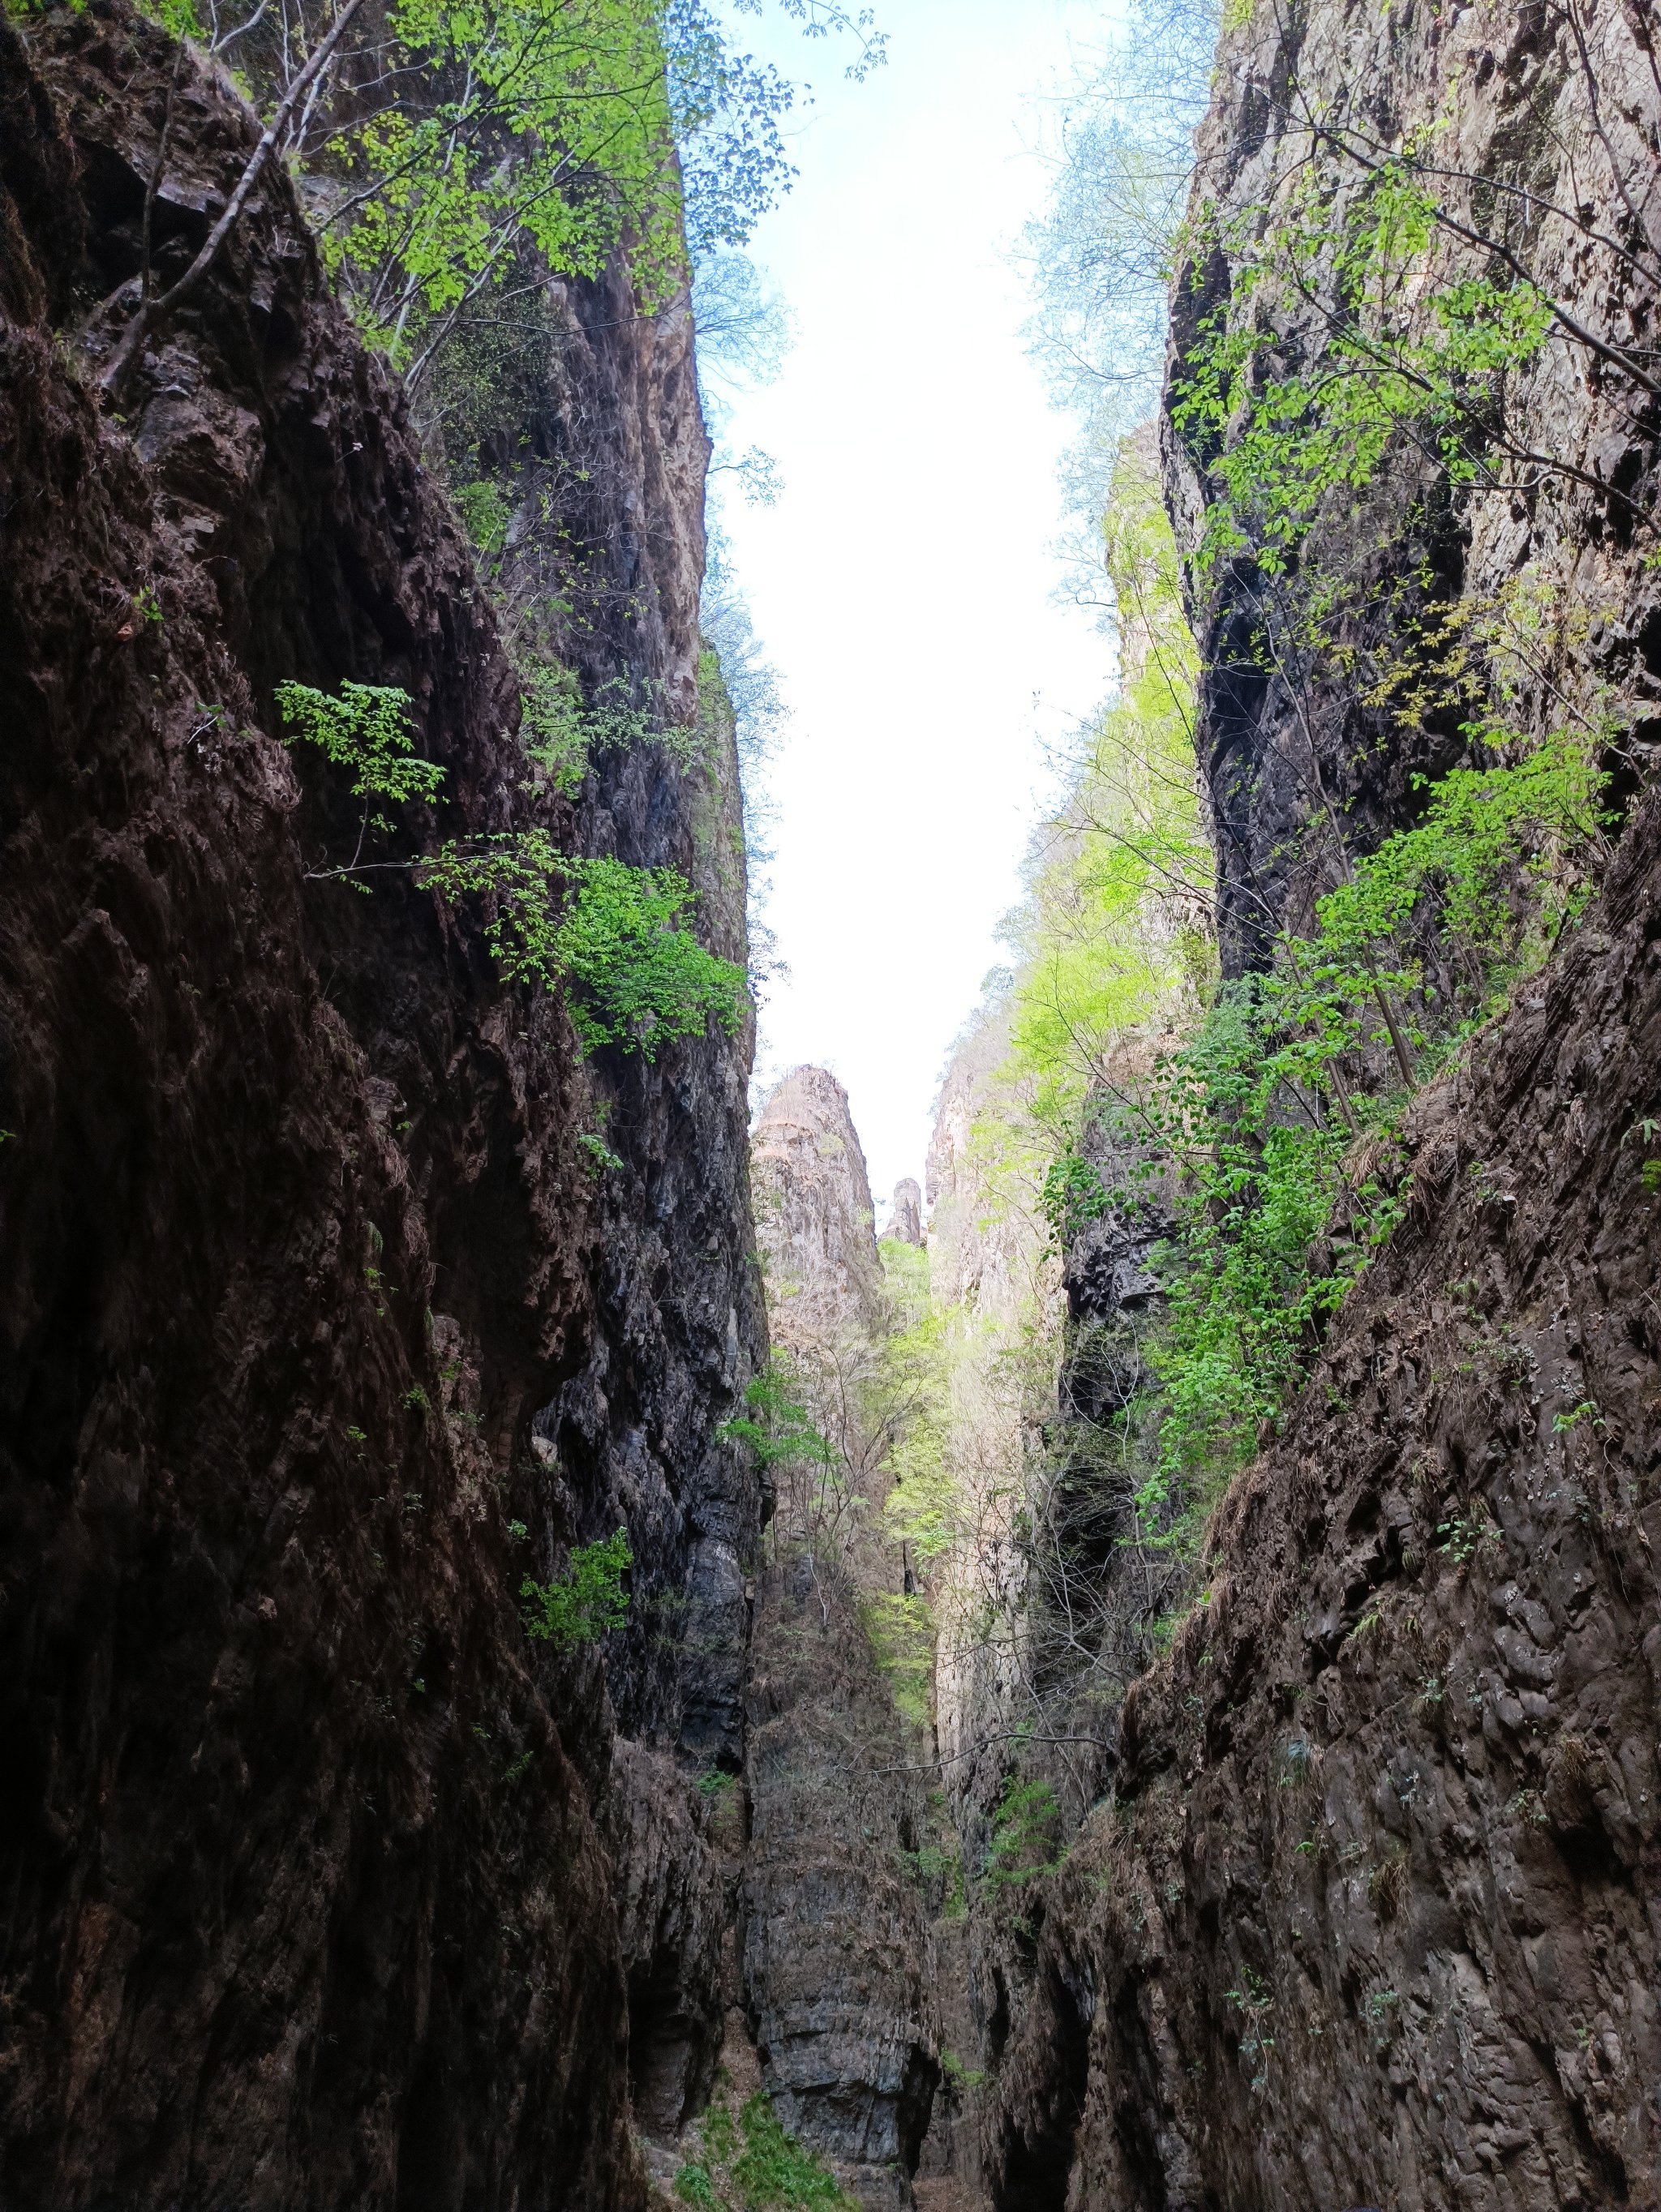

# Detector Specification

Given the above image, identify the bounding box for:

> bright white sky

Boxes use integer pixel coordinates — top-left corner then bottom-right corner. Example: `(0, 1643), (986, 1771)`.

(712, 0), (1122, 1211)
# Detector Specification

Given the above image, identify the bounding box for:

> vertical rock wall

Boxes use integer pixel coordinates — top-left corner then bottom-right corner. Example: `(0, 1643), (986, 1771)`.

(745, 1069), (939, 2206)
(0, 6), (762, 2202)
(979, 1), (1661, 2206)
(1167, 0), (1661, 976)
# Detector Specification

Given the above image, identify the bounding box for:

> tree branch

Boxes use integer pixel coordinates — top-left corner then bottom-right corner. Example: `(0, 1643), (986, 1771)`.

(101, 0), (366, 397)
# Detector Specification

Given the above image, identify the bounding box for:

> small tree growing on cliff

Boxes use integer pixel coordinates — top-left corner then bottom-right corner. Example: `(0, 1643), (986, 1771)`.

(82, 0), (884, 405)
(521, 1528), (633, 1648)
(278, 678), (748, 1057)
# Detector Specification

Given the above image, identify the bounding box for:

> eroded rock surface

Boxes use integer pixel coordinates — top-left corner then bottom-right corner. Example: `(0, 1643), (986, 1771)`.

(752, 1065), (884, 1343)
(979, 0), (1661, 2202)
(744, 1068), (939, 2204)
(0, 7), (762, 2203)
(988, 778), (1661, 2210)
(1166, 0), (1661, 976)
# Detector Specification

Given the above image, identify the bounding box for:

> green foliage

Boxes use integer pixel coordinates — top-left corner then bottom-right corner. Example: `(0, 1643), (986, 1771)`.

(1136, 711), (1611, 1526)
(938, 2048), (985, 2091)
(1173, 161), (1554, 575)
(874, 1247), (956, 1568)
(554, 855), (745, 1053)
(520, 1527), (632, 1648)
(425, 840), (746, 1054)
(676, 2164), (721, 2209)
(1018, 0), (1217, 549)
(294, 0), (882, 394)
(255, 660), (748, 1061)
(322, 1), (744, 366)
(682, 2094), (855, 2212)
(1040, 1151), (1109, 1245)
(1436, 1511), (1499, 1567)
(453, 478), (512, 557)
(1226, 1965), (1276, 2092)
(982, 1776), (1062, 1893)
(418, 830), (568, 982)
(1002, 439), (1210, 1127)
(728, 2093), (854, 2211)
(719, 1359), (835, 1471)
(276, 680), (444, 826)
(518, 663), (698, 799)
(104, 0), (880, 409)
(1133, 980), (1399, 1518)
(1317, 727), (1611, 958)
(860, 1592), (934, 1727)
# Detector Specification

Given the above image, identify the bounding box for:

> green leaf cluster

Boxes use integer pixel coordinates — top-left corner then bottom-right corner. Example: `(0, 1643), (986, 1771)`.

(982, 1775), (1062, 1893)
(719, 1358), (836, 1471)
(1137, 718), (1611, 1526)
(280, 677), (747, 1057)
(553, 853), (745, 1054)
(425, 841), (746, 1054)
(1173, 160), (1554, 574)
(517, 664), (701, 799)
(859, 1590), (934, 1727)
(276, 680), (445, 825)
(520, 1526), (632, 1648)
(675, 2093), (856, 2212)
(1002, 440), (1211, 1129)
(318, 0), (785, 369)
(1040, 1151), (1110, 1245)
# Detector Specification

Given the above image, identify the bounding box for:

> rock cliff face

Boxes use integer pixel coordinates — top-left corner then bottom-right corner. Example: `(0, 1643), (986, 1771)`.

(1166, 0), (1661, 979)
(0, 7), (762, 2203)
(980, 0), (1661, 2205)
(885, 1181), (925, 1249)
(745, 1070), (939, 2206)
(752, 1065), (884, 1344)
(988, 775), (1661, 2212)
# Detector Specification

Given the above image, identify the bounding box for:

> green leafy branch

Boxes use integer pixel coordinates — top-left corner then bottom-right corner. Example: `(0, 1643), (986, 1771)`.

(277, 678), (445, 873)
(280, 677), (747, 1057)
(1127, 715), (1611, 1532)
(521, 1527), (632, 1648)
(981, 1775), (1063, 1893)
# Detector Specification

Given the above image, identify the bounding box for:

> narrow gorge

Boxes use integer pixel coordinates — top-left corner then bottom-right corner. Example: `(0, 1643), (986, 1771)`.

(2, 0), (1660, 2207)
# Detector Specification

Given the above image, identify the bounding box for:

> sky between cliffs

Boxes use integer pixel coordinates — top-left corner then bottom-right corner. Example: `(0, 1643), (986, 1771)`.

(712, 0), (1121, 1211)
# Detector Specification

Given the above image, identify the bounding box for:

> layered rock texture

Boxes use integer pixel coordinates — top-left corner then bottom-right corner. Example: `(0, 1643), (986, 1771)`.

(0, 6), (762, 2203)
(1165, 0), (1661, 978)
(752, 1065), (884, 1343)
(885, 1181), (925, 1248)
(744, 1070), (939, 2205)
(988, 778), (1661, 2212)
(977, 0), (1661, 2205)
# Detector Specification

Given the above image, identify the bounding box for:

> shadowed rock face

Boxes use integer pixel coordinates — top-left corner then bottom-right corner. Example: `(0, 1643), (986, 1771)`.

(988, 778), (1661, 2212)
(1164, 0), (1661, 980)
(744, 1582), (939, 2197)
(0, 6), (762, 2201)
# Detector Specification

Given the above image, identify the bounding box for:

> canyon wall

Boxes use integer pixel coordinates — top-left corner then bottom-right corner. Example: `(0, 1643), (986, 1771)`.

(0, 6), (762, 2204)
(745, 1068), (939, 2208)
(1165, 0), (1661, 976)
(981, 0), (1661, 2205)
